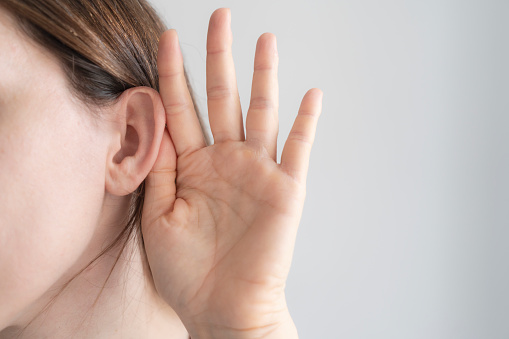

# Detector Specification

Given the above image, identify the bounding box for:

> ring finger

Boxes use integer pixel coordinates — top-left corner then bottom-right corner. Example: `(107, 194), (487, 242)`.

(245, 33), (279, 161)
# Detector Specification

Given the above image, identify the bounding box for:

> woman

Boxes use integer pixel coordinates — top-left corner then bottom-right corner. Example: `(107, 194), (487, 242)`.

(0, 0), (323, 338)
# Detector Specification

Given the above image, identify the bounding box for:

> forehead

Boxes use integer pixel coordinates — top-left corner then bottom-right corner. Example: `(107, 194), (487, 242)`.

(0, 9), (25, 93)
(0, 11), (24, 107)
(0, 8), (32, 71)
(0, 7), (67, 106)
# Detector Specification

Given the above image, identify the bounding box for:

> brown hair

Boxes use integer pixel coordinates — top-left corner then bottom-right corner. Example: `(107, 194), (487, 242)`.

(0, 0), (204, 334)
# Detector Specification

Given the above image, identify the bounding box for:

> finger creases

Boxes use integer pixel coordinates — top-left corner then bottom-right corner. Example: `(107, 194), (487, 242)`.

(246, 33), (280, 161)
(206, 8), (244, 143)
(144, 128), (177, 225)
(281, 88), (323, 183)
(158, 29), (206, 156)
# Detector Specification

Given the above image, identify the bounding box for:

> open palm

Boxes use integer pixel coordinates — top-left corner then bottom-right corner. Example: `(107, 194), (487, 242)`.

(141, 8), (323, 338)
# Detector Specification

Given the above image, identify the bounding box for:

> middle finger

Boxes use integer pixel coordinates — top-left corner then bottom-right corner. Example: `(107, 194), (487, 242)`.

(206, 8), (244, 143)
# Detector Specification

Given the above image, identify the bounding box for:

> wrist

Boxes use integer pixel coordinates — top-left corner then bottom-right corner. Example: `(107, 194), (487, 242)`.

(187, 309), (298, 339)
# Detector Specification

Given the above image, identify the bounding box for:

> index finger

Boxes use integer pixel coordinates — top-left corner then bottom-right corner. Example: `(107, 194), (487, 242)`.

(158, 29), (206, 156)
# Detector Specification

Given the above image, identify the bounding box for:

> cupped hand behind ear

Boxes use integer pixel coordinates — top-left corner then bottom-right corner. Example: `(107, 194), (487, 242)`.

(142, 8), (323, 339)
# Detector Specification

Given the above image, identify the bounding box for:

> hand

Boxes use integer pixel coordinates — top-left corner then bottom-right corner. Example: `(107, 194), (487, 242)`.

(142, 8), (323, 339)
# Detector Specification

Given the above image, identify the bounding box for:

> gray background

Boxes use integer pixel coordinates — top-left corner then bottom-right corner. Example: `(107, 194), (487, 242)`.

(150, 0), (508, 338)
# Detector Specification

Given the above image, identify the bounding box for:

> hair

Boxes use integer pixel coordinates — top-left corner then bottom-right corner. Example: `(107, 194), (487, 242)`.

(0, 0), (205, 335)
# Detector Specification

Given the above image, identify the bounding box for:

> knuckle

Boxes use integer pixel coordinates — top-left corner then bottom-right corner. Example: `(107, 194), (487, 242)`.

(254, 63), (275, 72)
(159, 69), (183, 79)
(207, 85), (233, 100)
(298, 109), (318, 117)
(207, 47), (229, 55)
(211, 130), (232, 142)
(164, 100), (192, 116)
(249, 96), (275, 111)
(288, 131), (313, 146)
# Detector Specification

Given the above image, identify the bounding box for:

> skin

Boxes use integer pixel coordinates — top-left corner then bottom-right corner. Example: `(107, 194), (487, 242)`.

(0, 6), (322, 339)
(0, 7), (187, 339)
(143, 8), (323, 338)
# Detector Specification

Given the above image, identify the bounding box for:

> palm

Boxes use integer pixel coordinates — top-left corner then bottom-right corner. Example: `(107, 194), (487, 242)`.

(141, 8), (323, 335)
(147, 142), (302, 328)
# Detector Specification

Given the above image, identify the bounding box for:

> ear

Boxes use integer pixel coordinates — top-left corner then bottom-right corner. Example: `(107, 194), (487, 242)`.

(105, 86), (166, 196)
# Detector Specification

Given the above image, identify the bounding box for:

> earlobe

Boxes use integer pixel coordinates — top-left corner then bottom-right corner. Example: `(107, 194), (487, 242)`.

(105, 87), (167, 196)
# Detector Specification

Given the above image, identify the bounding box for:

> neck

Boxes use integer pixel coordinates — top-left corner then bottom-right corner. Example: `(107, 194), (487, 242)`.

(1, 196), (189, 339)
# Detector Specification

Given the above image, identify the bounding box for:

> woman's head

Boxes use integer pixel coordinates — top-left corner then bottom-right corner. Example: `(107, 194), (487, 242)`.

(0, 0), (197, 329)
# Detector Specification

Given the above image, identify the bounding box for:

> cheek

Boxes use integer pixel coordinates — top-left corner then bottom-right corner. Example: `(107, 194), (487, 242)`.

(0, 103), (106, 324)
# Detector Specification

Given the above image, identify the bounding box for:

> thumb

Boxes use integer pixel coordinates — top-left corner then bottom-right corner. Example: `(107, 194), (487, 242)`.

(143, 126), (177, 227)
